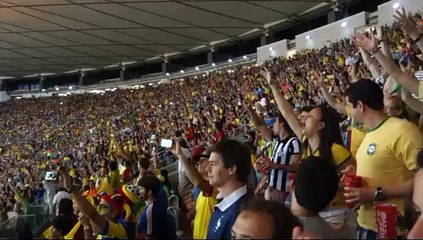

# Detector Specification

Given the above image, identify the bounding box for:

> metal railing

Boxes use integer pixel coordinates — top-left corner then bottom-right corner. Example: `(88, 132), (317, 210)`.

(167, 194), (183, 239)
(0, 196), (51, 238)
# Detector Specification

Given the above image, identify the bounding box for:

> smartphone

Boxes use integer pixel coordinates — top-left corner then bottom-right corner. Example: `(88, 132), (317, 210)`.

(45, 171), (58, 181)
(160, 139), (173, 148)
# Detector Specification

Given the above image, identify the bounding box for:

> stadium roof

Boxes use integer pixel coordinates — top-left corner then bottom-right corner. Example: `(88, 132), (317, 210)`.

(0, 0), (335, 77)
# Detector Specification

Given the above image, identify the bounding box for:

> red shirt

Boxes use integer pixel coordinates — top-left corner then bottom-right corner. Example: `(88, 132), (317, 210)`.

(214, 131), (224, 142)
(122, 168), (133, 183)
(185, 127), (195, 140)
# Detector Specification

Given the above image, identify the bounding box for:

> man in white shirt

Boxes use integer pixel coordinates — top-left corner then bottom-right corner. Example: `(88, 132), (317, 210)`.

(52, 187), (72, 216)
(206, 139), (253, 239)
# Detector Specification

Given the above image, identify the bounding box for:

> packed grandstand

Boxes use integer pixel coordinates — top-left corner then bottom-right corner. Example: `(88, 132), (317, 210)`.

(1, 0), (423, 239)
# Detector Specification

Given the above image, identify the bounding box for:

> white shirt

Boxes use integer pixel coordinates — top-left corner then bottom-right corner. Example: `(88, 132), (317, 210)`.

(52, 190), (72, 215)
(260, 97), (268, 107)
(215, 185), (247, 212)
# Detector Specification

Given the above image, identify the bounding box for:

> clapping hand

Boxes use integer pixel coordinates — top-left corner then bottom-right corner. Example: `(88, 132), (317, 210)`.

(353, 34), (379, 53)
(394, 7), (421, 40)
(260, 67), (277, 86)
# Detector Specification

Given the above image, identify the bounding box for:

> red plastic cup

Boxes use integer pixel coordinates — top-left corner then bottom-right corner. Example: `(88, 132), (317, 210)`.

(343, 175), (363, 209)
(256, 157), (270, 175)
(375, 203), (397, 239)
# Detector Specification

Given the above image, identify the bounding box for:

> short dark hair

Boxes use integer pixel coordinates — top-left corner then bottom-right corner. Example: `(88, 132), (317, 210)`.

(240, 198), (302, 239)
(58, 198), (74, 215)
(345, 79), (384, 110)
(138, 157), (150, 170)
(52, 214), (75, 237)
(108, 161), (118, 171)
(215, 121), (224, 131)
(139, 175), (161, 198)
(124, 160), (132, 167)
(300, 106), (315, 113)
(295, 156), (339, 213)
(275, 113), (294, 135)
(210, 139), (251, 184)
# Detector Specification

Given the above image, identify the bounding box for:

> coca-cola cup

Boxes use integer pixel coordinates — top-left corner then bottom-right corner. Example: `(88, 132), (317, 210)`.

(375, 203), (397, 239)
(343, 175), (363, 209)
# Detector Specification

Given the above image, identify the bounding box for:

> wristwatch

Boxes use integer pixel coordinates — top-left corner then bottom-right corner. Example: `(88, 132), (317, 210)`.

(374, 187), (385, 201)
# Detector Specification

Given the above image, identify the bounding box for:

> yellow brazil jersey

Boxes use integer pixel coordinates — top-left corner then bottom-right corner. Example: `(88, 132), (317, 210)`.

(302, 136), (351, 209)
(356, 117), (423, 232)
(97, 220), (128, 239)
(345, 106), (367, 159)
(349, 124), (366, 159)
(109, 170), (121, 189)
(193, 188), (219, 239)
(302, 136), (351, 167)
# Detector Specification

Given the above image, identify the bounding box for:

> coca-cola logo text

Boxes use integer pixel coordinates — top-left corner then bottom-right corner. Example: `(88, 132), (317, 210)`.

(377, 210), (387, 238)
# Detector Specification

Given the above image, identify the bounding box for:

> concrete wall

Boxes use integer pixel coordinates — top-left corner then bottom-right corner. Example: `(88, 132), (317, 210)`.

(295, 11), (368, 50)
(0, 91), (10, 102)
(377, 0), (423, 26)
(257, 39), (288, 65)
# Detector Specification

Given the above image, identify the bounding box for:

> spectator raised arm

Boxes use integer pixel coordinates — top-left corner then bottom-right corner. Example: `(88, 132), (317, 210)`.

(394, 8), (423, 53)
(354, 34), (420, 95)
(401, 81), (423, 114)
(317, 73), (347, 115)
(57, 167), (109, 237)
(261, 68), (303, 139)
(358, 47), (382, 80)
(242, 98), (272, 141)
(171, 140), (213, 195)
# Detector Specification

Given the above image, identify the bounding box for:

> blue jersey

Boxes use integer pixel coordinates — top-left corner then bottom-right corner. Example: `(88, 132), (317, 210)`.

(207, 186), (251, 239)
(138, 200), (171, 239)
(193, 186), (201, 203)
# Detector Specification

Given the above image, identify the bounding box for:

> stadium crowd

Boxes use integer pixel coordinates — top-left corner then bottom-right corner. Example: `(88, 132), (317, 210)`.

(0, 7), (423, 240)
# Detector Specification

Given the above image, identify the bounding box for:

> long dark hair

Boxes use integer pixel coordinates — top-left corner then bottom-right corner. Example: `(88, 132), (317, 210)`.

(318, 104), (344, 163)
(303, 104), (344, 164)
